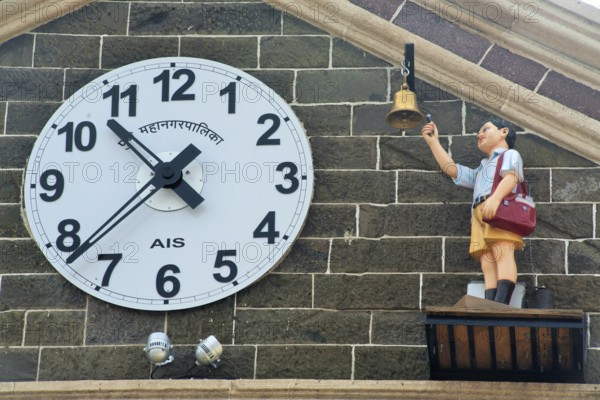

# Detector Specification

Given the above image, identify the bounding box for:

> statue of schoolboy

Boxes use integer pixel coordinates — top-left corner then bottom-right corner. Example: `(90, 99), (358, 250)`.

(422, 117), (523, 305)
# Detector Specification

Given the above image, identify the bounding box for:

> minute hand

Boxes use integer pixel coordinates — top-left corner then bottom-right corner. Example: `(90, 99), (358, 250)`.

(107, 119), (204, 209)
(66, 144), (202, 264)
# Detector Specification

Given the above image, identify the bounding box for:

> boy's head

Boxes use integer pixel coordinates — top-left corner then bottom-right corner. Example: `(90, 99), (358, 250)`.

(478, 117), (517, 152)
(481, 116), (517, 149)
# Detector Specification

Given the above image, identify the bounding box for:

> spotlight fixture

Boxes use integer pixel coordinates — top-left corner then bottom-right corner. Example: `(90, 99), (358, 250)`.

(144, 332), (174, 366)
(195, 335), (223, 368)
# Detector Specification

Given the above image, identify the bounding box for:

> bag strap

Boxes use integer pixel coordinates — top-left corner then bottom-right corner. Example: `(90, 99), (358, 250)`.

(490, 151), (529, 196)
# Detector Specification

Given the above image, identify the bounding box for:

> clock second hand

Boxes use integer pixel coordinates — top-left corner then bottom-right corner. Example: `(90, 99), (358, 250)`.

(66, 143), (203, 264)
(107, 119), (203, 209)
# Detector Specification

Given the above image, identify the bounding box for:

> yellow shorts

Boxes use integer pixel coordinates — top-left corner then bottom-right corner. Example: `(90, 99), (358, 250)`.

(469, 204), (524, 260)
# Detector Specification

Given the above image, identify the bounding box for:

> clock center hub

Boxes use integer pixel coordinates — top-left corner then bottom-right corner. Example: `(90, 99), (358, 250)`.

(136, 151), (204, 212)
(155, 163), (181, 186)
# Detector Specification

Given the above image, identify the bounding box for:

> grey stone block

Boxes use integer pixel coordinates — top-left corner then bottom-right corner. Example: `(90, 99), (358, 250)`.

(311, 137), (377, 169)
(282, 12), (326, 34)
(85, 299), (165, 345)
(372, 311), (426, 345)
(0, 311), (25, 346)
(181, 37), (258, 68)
(0, 68), (63, 101)
(585, 349), (600, 383)
(261, 36), (329, 68)
(34, 35), (100, 68)
(64, 68), (110, 98)
(359, 204), (471, 237)
(236, 309), (370, 344)
(35, 2), (129, 35)
(166, 296), (234, 345)
(552, 169), (600, 202)
(330, 238), (442, 273)
(537, 275), (600, 312)
(246, 70), (295, 103)
(354, 346), (429, 380)
(421, 273), (481, 307)
(314, 170), (395, 204)
(314, 274), (420, 309)
(390, 73), (458, 102)
(24, 311), (85, 346)
(0, 136), (36, 168)
(352, 104), (403, 136)
(256, 345), (352, 379)
(297, 69), (387, 103)
(514, 134), (595, 168)
(292, 105), (350, 137)
(0, 170), (23, 203)
(589, 314), (600, 348)
(568, 240), (600, 274)
(534, 204), (593, 239)
(102, 36), (178, 69)
(236, 273), (312, 308)
(0, 348), (38, 382)
(380, 136), (449, 171)
(0, 240), (53, 274)
(0, 34), (33, 67)
(301, 204), (356, 238)
(6, 102), (60, 135)
(397, 171), (471, 203)
(0, 274), (86, 310)
(129, 3), (280, 35)
(39, 346), (148, 380)
(332, 38), (390, 68)
(0, 204), (30, 237)
(274, 239), (329, 273)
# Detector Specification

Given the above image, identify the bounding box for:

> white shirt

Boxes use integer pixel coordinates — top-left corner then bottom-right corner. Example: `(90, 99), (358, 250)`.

(453, 148), (524, 207)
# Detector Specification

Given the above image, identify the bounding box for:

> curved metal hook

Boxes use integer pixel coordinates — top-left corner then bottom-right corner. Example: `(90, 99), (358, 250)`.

(400, 59), (411, 77)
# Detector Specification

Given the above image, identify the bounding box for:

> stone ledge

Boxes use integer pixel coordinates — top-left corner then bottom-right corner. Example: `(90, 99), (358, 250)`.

(0, 0), (93, 43)
(1, 379), (599, 399)
(267, 0), (600, 165)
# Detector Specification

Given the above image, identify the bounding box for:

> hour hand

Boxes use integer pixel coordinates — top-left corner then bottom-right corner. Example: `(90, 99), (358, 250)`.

(107, 119), (161, 169)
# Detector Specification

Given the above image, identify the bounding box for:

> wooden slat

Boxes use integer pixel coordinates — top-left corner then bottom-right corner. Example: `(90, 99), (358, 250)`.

(473, 326), (492, 369)
(453, 325), (471, 369)
(557, 328), (573, 370)
(436, 325), (451, 369)
(538, 327), (554, 371)
(515, 326), (533, 370)
(494, 327), (512, 370)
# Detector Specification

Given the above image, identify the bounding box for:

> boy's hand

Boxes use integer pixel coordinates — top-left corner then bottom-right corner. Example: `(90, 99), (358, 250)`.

(481, 196), (501, 220)
(421, 122), (438, 143)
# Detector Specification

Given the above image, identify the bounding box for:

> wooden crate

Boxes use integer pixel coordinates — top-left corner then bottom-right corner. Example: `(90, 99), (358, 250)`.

(425, 296), (585, 382)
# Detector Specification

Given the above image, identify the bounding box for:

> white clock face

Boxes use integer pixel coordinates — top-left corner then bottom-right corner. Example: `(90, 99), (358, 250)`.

(23, 57), (313, 311)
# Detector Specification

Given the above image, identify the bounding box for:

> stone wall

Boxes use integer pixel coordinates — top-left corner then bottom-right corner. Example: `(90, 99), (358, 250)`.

(0, 0), (599, 382)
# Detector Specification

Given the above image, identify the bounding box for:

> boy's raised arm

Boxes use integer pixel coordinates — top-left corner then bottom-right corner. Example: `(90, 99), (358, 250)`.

(421, 122), (458, 179)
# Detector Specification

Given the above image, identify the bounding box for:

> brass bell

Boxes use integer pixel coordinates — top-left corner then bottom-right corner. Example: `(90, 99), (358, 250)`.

(386, 75), (424, 129)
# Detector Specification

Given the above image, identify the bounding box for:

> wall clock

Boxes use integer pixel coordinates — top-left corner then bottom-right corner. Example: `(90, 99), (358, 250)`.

(22, 57), (314, 311)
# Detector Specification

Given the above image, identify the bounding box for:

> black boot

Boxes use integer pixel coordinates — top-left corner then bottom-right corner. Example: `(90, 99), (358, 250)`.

(494, 280), (515, 305)
(484, 288), (497, 301)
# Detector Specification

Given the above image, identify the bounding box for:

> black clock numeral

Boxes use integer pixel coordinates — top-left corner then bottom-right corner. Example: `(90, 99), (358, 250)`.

(99, 253), (123, 287)
(257, 113), (281, 146)
(253, 211), (280, 244)
(156, 264), (181, 298)
(153, 69), (196, 102)
(103, 84), (137, 117)
(39, 169), (64, 202)
(219, 82), (237, 114)
(57, 121), (97, 152)
(213, 250), (238, 283)
(276, 162), (299, 194)
(56, 219), (81, 252)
